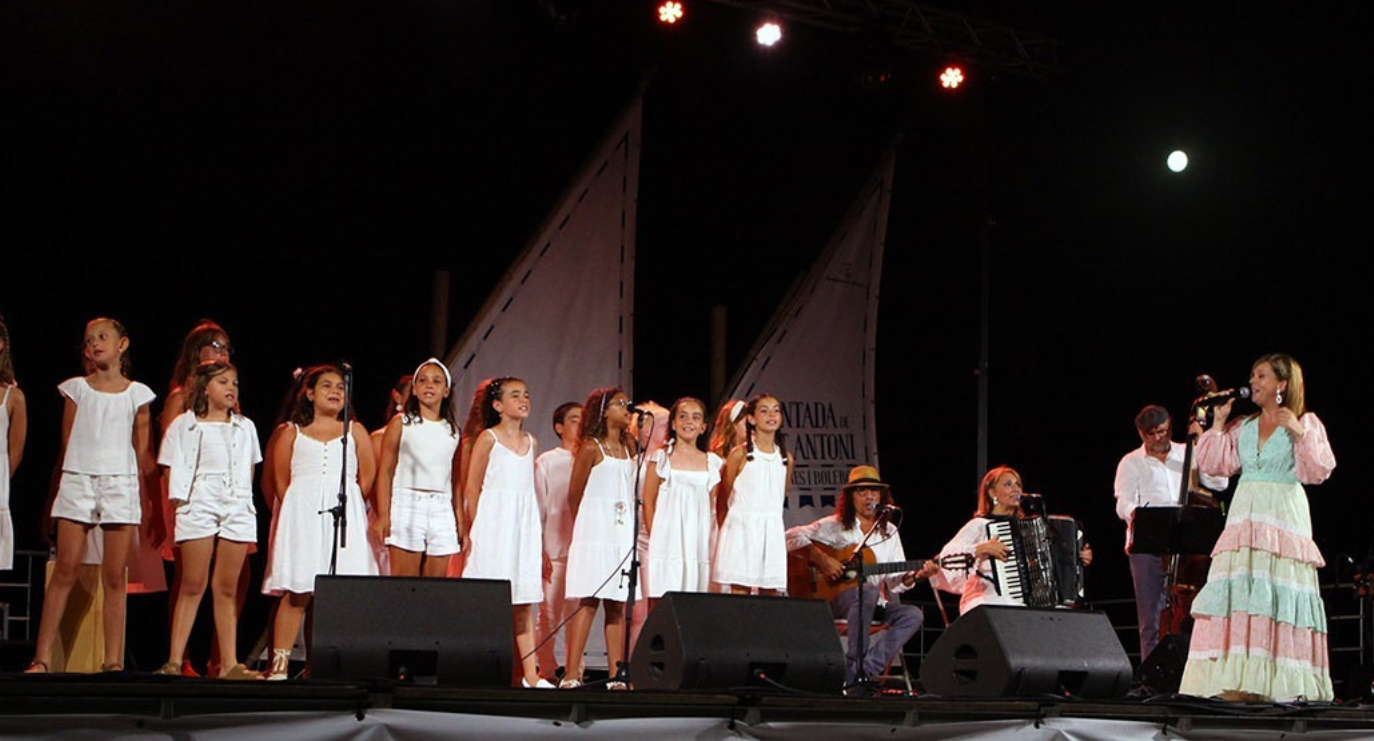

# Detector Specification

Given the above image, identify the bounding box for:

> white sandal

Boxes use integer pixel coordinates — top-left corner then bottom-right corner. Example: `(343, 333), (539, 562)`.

(265, 649), (291, 681)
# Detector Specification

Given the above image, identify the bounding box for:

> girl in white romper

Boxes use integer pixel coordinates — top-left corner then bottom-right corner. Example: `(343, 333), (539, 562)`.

(373, 359), (461, 578)
(644, 397), (722, 604)
(713, 394), (793, 595)
(29, 317), (158, 673)
(462, 376), (547, 688)
(262, 364), (378, 679)
(157, 361), (262, 679)
(0, 317), (27, 572)
(562, 387), (637, 688)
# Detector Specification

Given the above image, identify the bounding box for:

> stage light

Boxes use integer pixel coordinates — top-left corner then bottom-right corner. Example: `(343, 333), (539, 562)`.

(1167, 150), (1189, 173)
(756, 22), (782, 47)
(940, 66), (964, 89)
(657, 1), (683, 24)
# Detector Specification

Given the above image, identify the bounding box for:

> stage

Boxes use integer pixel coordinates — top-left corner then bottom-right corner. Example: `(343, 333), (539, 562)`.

(3, 675), (1374, 740)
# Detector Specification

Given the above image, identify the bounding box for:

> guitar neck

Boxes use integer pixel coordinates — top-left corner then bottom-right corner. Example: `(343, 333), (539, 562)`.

(849, 560), (926, 578)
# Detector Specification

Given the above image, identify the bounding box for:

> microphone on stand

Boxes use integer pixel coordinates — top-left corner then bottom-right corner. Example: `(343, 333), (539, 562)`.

(869, 502), (900, 517)
(629, 404), (652, 418)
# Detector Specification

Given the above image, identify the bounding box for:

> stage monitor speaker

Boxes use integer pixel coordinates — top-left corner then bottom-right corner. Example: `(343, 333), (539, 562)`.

(1138, 633), (1190, 694)
(920, 605), (1132, 698)
(630, 592), (844, 693)
(311, 575), (513, 686)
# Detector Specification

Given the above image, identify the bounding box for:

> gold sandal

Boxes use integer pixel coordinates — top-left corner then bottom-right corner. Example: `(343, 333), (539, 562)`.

(221, 663), (261, 680)
(154, 662), (181, 676)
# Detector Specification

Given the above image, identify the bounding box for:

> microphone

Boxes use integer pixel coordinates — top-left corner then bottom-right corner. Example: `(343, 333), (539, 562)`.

(629, 404), (652, 417)
(340, 361), (353, 375)
(870, 503), (900, 517)
(1194, 387), (1250, 408)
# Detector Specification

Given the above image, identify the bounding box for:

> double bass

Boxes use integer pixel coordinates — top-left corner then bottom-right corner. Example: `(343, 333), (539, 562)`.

(1158, 396), (1225, 637)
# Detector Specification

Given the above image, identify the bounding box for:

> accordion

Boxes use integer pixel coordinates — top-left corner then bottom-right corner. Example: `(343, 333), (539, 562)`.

(985, 514), (1085, 608)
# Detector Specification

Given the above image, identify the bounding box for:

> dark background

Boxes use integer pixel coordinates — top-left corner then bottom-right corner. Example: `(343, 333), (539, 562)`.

(3, 0), (1369, 670)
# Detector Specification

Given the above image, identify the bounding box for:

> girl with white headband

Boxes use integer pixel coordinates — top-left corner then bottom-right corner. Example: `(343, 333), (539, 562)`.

(372, 359), (462, 578)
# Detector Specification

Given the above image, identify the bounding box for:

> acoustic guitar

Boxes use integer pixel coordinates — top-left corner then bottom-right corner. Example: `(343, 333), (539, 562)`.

(788, 542), (973, 603)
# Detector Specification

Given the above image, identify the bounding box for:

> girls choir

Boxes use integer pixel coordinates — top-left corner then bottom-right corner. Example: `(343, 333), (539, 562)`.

(1, 314), (1338, 703)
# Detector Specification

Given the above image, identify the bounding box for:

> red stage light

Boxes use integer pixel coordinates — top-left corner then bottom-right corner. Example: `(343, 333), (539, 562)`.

(940, 66), (965, 89)
(657, 2), (684, 24)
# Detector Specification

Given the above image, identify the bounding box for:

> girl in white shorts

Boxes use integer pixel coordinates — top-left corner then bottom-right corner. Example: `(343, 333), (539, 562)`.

(157, 360), (262, 679)
(372, 358), (462, 577)
(29, 317), (157, 674)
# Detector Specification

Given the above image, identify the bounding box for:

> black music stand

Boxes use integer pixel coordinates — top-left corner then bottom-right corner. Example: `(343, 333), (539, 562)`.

(1130, 506), (1224, 557)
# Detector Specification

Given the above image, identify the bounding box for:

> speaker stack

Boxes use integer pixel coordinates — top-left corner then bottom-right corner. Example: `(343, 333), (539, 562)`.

(919, 605), (1133, 698)
(630, 592), (845, 693)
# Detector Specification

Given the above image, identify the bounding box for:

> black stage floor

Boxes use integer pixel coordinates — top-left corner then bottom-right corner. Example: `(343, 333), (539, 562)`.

(3, 673), (1374, 735)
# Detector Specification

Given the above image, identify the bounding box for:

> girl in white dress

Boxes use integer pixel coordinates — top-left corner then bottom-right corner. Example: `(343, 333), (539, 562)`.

(462, 376), (548, 688)
(157, 361), (262, 679)
(644, 397), (721, 605)
(373, 359), (462, 578)
(1, 317), (28, 573)
(562, 387), (637, 688)
(29, 317), (158, 673)
(713, 394), (793, 595)
(262, 364), (377, 680)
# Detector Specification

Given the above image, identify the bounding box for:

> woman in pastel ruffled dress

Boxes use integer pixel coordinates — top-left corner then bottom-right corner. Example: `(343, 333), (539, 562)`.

(1179, 353), (1336, 702)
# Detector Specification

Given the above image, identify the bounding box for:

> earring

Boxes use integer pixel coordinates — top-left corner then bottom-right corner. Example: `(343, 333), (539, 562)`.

(1276, 390), (1284, 405)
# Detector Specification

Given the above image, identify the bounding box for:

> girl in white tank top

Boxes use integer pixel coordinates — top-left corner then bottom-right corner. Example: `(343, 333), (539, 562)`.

(373, 359), (462, 577)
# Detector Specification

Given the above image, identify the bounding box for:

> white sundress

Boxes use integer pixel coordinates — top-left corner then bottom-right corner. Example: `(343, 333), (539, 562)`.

(646, 448), (722, 597)
(713, 447), (788, 590)
(565, 440), (638, 602)
(464, 430), (543, 605)
(263, 424), (378, 594)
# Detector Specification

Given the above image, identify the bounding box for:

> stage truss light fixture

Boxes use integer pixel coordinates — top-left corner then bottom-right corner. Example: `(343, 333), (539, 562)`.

(940, 65), (965, 89)
(756, 21), (782, 46)
(658, 1), (684, 24)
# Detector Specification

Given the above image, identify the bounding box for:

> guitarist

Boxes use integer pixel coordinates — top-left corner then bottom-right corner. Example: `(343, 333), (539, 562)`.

(785, 465), (939, 689)
(1113, 404), (1228, 660)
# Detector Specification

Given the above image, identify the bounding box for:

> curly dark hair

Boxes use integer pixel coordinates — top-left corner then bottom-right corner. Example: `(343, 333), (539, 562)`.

(289, 364), (351, 426)
(580, 386), (633, 454)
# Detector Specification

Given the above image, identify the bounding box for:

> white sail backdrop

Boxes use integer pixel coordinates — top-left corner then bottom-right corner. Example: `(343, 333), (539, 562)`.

(724, 147), (895, 528)
(445, 99), (640, 450)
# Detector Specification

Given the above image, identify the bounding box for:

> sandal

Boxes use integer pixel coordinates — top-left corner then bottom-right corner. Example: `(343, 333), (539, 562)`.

(100, 663), (123, 673)
(154, 662), (181, 676)
(558, 677), (583, 689)
(264, 649), (291, 681)
(24, 660), (49, 674)
(220, 663), (261, 680)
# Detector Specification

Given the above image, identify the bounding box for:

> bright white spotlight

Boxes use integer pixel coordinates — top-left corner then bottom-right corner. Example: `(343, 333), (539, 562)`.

(940, 66), (965, 90)
(756, 22), (782, 46)
(1167, 150), (1189, 173)
(657, 2), (683, 24)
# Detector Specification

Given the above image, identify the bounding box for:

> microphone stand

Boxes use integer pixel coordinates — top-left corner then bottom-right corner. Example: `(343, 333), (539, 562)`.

(848, 505), (893, 693)
(322, 362), (353, 576)
(613, 410), (653, 687)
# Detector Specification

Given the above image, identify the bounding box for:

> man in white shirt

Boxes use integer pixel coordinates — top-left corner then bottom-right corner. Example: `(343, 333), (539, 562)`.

(1113, 404), (1227, 660)
(786, 465), (937, 692)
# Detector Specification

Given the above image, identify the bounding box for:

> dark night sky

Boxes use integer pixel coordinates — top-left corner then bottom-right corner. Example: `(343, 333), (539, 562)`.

(3, 0), (1371, 621)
